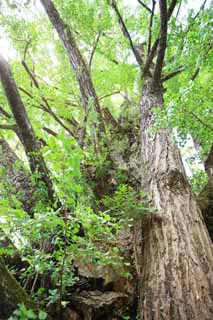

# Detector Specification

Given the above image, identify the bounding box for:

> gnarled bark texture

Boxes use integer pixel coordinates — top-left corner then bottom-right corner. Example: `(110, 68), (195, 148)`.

(137, 82), (213, 320)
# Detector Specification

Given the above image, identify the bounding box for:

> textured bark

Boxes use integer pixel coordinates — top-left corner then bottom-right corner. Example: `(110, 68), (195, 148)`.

(0, 54), (56, 206)
(198, 144), (213, 241)
(137, 82), (213, 319)
(0, 138), (35, 215)
(0, 257), (36, 319)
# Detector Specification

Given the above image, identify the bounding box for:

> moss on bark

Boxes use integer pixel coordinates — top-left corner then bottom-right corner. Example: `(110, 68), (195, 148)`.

(0, 257), (37, 319)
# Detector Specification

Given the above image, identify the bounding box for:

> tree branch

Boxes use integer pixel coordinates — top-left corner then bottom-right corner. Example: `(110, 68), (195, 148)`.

(89, 32), (101, 70)
(23, 38), (32, 62)
(144, 0), (178, 76)
(0, 54), (57, 206)
(137, 0), (152, 14)
(148, 1), (156, 54)
(167, 0), (178, 21)
(193, 0), (208, 20)
(143, 39), (159, 75)
(19, 86), (77, 139)
(42, 126), (58, 137)
(111, 0), (142, 66)
(0, 124), (17, 131)
(21, 60), (39, 88)
(0, 106), (12, 119)
(40, 0), (105, 134)
(182, 109), (213, 132)
(152, 0), (168, 89)
(99, 91), (121, 100)
(161, 66), (184, 82)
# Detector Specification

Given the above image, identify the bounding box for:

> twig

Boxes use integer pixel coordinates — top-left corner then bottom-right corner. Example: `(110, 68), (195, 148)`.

(42, 127), (58, 137)
(175, 0), (182, 20)
(193, 0), (208, 20)
(99, 90), (120, 100)
(89, 32), (101, 69)
(23, 38), (32, 62)
(182, 109), (213, 132)
(191, 68), (200, 81)
(0, 106), (12, 119)
(190, 44), (212, 81)
(111, 0), (142, 66)
(137, 0), (152, 14)
(21, 60), (39, 88)
(161, 66), (184, 82)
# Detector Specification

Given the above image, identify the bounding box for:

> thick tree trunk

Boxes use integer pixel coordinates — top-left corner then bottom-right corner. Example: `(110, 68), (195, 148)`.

(0, 257), (36, 319)
(137, 83), (213, 319)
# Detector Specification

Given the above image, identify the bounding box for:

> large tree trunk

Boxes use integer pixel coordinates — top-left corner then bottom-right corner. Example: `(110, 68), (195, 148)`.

(137, 82), (213, 319)
(0, 257), (36, 319)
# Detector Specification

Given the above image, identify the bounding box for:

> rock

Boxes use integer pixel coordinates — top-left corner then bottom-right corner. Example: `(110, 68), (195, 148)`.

(62, 307), (80, 320)
(71, 290), (128, 320)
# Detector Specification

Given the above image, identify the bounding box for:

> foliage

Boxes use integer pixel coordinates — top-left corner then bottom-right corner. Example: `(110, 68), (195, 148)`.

(0, 0), (212, 318)
(8, 304), (47, 320)
(103, 184), (154, 221)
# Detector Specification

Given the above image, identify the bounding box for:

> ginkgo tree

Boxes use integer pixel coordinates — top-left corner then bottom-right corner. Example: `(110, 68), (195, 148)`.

(0, 0), (212, 319)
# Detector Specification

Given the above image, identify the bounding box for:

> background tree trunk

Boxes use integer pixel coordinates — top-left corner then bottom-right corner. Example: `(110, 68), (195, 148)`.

(0, 138), (35, 215)
(0, 257), (36, 319)
(137, 83), (213, 320)
(0, 54), (57, 207)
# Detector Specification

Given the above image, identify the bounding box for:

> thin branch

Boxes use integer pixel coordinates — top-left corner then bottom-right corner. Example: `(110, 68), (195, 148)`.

(89, 32), (101, 70)
(152, 0), (168, 89)
(148, 1), (156, 54)
(42, 127), (58, 137)
(143, 39), (159, 75)
(180, 0), (208, 53)
(190, 44), (212, 81)
(193, 0), (208, 20)
(99, 91), (121, 100)
(18, 86), (77, 139)
(161, 66), (184, 82)
(41, 0), (105, 134)
(191, 68), (200, 81)
(144, 0), (178, 75)
(111, 0), (142, 66)
(18, 86), (34, 99)
(21, 60), (39, 88)
(175, 0), (182, 20)
(0, 124), (17, 131)
(182, 109), (213, 132)
(137, 0), (152, 14)
(23, 38), (32, 62)
(167, 0), (178, 21)
(0, 106), (12, 119)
